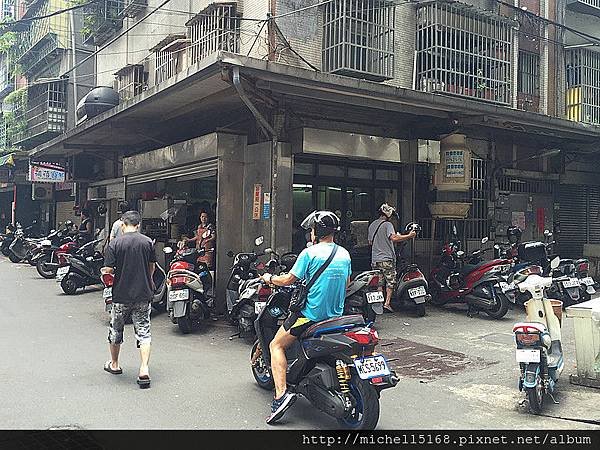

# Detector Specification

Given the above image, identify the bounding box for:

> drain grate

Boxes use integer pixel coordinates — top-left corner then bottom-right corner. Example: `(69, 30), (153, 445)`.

(378, 338), (491, 380)
(0, 429), (104, 450)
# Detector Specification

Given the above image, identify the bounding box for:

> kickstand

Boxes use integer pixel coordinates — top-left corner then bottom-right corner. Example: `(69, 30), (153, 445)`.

(548, 392), (559, 404)
(229, 332), (240, 340)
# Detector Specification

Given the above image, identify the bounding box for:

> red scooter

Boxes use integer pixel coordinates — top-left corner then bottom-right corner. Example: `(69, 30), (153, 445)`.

(429, 237), (514, 319)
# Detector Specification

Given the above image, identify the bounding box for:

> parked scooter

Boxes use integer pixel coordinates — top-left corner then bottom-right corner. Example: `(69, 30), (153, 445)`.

(0, 223), (17, 256)
(574, 258), (596, 301)
(7, 221), (42, 263)
(344, 270), (385, 322)
(163, 241), (214, 334)
(56, 238), (104, 294)
(393, 223), (430, 317)
(32, 221), (78, 278)
(512, 257), (564, 414)
(251, 282), (398, 429)
(429, 237), (514, 319)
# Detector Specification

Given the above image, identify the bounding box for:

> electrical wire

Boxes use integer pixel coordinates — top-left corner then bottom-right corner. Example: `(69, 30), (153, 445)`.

(0, 1), (98, 28)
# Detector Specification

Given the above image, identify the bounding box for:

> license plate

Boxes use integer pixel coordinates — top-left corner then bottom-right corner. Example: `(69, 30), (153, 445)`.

(582, 277), (595, 286)
(354, 355), (391, 380)
(408, 286), (426, 298)
(102, 287), (112, 299)
(57, 266), (68, 276)
(169, 289), (189, 301)
(516, 348), (540, 363)
(499, 282), (516, 293)
(365, 291), (384, 304)
(254, 301), (266, 315)
(562, 278), (580, 288)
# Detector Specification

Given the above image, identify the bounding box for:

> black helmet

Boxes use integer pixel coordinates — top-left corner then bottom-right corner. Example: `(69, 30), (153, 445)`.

(507, 226), (522, 244)
(300, 210), (340, 238)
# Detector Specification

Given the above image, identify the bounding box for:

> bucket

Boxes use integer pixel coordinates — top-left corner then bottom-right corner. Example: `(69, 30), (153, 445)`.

(524, 299), (563, 326)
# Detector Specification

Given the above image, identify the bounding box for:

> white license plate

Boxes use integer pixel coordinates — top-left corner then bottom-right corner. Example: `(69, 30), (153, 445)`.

(562, 278), (580, 288)
(254, 301), (266, 315)
(582, 277), (595, 286)
(408, 286), (426, 298)
(354, 355), (391, 380)
(516, 348), (541, 363)
(365, 291), (384, 304)
(57, 266), (68, 276)
(102, 287), (112, 298)
(499, 282), (516, 293)
(169, 289), (189, 301)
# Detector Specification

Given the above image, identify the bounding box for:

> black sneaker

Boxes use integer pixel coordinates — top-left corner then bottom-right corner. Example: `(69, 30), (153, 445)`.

(266, 391), (297, 425)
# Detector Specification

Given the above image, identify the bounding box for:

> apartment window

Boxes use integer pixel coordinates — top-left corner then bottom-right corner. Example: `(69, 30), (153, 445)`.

(323, 0), (395, 81)
(566, 48), (600, 125)
(152, 35), (188, 86)
(416, 0), (513, 105)
(466, 158), (488, 240)
(518, 51), (540, 96)
(186, 3), (239, 65)
(116, 64), (146, 101)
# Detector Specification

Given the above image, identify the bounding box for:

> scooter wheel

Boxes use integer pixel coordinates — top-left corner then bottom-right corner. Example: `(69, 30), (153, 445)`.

(36, 254), (56, 279)
(415, 304), (426, 317)
(337, 377), (380, 430)
(527, 383), (544, 414)
(8, 252), (22, 263)
(61, 276), (78, 295)
(251, 341), (274, 390)
(177, 315), (193, 334)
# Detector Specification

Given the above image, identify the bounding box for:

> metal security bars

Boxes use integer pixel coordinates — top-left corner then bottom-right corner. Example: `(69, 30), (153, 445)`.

(416, 0), (513, 105)
(186, 3), (239, 65)
(566, 48), (600, 125)
(116, 64), (146, 101)
(466, 157), (488, 239)
(323, 0), (395, 81)
(517, 50), (540, 112)
(153, 35), (188, 86)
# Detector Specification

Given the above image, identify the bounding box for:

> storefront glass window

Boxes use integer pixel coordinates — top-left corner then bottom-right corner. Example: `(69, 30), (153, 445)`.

(317, 186), (343, 214)
(294, 162), (314, 176)
(292, 184), (313, 224)
(375, 169), (399, 181)
(318, 164), (346, 178)
(346, 187), (372, 221)
(348, 167), (372, 179)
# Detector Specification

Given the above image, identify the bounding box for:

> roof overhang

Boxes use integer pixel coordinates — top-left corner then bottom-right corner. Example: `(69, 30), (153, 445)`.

(30, 51), (600, 160)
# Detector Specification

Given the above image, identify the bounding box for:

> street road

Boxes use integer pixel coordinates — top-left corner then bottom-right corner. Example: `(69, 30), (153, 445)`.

(1, 257), (598, 430)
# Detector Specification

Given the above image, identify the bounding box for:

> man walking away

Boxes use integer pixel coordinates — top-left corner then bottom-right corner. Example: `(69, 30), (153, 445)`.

(368, 204), (416, 313)
(102, 211), (156, 388)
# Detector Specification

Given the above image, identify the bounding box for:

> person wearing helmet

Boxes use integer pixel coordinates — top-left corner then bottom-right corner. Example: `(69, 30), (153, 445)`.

(368, 203), (416, 312)
(259, 210), (352, 425)
(507, 226), (522, 245)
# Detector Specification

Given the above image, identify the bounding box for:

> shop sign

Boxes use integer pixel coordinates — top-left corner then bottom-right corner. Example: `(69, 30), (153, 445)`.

(253, 184), (262, 220)
(28, 162), (66, 183)
(263, 192), (271, 219)
(445, 150), (465, 178)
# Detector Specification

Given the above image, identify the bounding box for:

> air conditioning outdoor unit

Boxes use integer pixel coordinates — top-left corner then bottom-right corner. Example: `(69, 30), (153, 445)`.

(32, 183), (53, 201)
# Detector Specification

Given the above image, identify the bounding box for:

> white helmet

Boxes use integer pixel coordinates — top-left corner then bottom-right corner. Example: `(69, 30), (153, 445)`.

(379, 203), (396, 219)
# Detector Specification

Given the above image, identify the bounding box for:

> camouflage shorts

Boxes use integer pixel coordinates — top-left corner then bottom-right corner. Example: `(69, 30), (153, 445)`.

(372, 260), (397, 289)
(108, 301), (151, 347)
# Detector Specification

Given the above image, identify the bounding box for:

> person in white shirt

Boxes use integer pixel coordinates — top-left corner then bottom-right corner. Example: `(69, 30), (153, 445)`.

(109, 201), (129, 242)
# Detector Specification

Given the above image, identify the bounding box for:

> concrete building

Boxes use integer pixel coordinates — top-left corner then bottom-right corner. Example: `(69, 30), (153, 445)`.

(22, 0), (600, 306)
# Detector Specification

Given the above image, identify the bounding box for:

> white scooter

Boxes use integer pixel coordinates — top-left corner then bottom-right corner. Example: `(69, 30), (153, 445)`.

(512, 257), (564, 414)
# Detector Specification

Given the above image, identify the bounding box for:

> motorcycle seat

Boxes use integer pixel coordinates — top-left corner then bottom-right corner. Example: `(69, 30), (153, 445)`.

(513, 322), (546, 333)
(301, 314), (365, 339)
(460, 261), (487, 275)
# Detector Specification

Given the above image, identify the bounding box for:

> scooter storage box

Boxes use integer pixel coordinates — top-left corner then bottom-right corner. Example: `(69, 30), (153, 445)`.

(517, 242), (547, 263)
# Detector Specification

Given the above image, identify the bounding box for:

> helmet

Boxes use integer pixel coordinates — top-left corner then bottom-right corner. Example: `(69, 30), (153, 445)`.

(300, 210), (340, 238)
(507, 226), (522, 244)
(379, 203), (396, 219)
(64, 220), (73, 227)
(405, 222), (422, 234)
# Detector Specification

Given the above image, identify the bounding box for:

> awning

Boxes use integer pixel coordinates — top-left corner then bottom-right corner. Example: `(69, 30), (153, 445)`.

(0, 153), (15, 167)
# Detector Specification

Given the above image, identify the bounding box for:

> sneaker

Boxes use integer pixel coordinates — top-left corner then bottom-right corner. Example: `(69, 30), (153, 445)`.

(266, 391), (297, 425)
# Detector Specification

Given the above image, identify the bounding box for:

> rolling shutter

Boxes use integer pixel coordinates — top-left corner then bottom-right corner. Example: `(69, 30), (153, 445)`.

(126, 159), (218, 185)
(558, 185), (588, 258)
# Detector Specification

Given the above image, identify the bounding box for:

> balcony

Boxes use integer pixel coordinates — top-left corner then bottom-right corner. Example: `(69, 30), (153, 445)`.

(567, 0), (600, 18)
(566, 48), (600, 125)
(0, 56), (13, 99)
(8, 81), (67, 149)
(118, 0), (147, 18)
(82, 0), (123, 46)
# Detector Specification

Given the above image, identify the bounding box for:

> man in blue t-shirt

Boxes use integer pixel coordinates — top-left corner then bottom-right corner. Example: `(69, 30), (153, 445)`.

(259, 210), (351, 425)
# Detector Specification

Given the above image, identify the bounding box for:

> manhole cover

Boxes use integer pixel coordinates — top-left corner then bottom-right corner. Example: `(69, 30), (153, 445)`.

(378, 338), (491, 380)
(0, 429), (103, 450)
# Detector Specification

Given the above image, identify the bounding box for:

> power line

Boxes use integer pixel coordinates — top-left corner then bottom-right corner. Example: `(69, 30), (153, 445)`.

(0, 1), (98, 29)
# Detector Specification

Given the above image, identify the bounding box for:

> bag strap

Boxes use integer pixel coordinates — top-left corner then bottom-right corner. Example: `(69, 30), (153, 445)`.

(372, 220), (386, 243)
(305, 244), (338, 292)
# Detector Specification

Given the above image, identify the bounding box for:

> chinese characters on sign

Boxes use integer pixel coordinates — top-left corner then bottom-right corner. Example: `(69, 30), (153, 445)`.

(445, 150), (465, 178)
(28, 162), (66, 183)
(263, 192), (271, 219)
(252, 184), (262, 220)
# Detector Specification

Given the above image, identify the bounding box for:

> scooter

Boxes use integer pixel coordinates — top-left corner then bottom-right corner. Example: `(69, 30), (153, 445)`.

(0, 223), (16, 256)
(251, 282), (398, 429)
(7, 221), (42, 263)
(393, 223), (430, 317)
(429, 237), (514, 319)
(512, 257), (564, 414)
(344, 271), (385, 323)
(32, 222), (78, 278)
(164, 243), (214, 334)
(574, 258), (596, 301)
(56, 239), (104, 295)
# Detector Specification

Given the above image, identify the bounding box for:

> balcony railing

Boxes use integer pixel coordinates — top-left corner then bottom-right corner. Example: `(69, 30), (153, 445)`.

(82, 0), (123, 46)
(566, 48), (600, 125)
(118, 0), (147, 18)
(10, 81), (67, 149)
(0, 56), (13, 99)
(566, 0), (600, 18)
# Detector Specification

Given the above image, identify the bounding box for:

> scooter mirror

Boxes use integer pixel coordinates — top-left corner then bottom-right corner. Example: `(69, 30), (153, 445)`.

(456, 250), (465, 258)
(163, 247), (173, 254)
(481, 237), (489, 244)
(494, 244), (500, 250)
(550, 256), (560, 269)
(264, 248), (273, 254)
(255, 236), (264, 246)
(226, 250), (234, 257)
(544, 229), (551, 237)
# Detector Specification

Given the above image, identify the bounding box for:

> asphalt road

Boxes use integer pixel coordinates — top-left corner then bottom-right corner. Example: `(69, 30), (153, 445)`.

(1, 256), (599, 430)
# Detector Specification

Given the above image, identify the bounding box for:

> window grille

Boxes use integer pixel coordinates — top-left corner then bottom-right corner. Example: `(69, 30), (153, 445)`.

(153, 35), (187, 86)
(27, 80), (67, 136)
(566, 0), (600, 12)
(186, 3), (239, 65)
(465, 158), (488, 239)
(322, 0), (395, 81)
(518, 51), (539, 96)
(116, 64), (145, 101)
(498, 176), (554, 194)
(566, 48), (600, 125)
(416, 0), (513, 105)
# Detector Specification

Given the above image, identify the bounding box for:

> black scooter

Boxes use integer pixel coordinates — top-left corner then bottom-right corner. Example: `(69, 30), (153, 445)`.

(1, 224), (17, 256)
(56, 239), (104, 295)
(251, 284), (398, 429)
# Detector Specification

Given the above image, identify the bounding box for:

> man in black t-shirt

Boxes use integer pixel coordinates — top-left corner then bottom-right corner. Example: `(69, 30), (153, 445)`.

(102, 210), (156, 388)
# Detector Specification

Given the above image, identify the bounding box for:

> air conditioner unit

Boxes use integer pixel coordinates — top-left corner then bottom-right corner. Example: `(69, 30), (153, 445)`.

(32, 183), (53, 201)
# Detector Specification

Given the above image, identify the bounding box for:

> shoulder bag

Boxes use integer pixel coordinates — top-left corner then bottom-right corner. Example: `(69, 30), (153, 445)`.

(289, 244), (339, 313)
